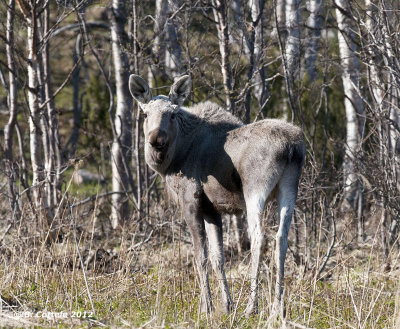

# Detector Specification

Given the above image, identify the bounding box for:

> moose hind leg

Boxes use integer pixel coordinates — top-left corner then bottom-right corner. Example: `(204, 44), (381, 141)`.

(204, 214), (232, 313)
(273, 167), (300, 314)
(244, 192), (270, 316)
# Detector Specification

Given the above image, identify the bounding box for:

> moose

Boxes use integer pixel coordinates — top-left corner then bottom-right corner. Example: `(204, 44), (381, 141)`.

(129, 74), (305, 315)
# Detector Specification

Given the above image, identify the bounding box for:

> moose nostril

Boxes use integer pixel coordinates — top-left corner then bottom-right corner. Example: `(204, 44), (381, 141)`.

(156, 136), (166, 146)
(149, 130), (168, 148)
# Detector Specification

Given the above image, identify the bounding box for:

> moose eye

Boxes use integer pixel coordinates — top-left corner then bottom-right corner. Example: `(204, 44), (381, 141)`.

(143, 113), (147, 119)
(170, 113), (176, 120)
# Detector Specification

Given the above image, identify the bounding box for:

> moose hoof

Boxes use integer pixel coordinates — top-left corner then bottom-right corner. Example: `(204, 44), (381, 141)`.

(271, 299), (285, 318)
(200, 302), (213, 314)
(222, 300), (233, 314)
(245, 302), (258, 317)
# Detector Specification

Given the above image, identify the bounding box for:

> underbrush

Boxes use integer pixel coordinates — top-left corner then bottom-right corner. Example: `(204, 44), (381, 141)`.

(1, 197), (399, 329)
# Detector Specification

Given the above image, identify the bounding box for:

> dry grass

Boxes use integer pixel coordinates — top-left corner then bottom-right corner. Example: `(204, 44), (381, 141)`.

(0, 193), (399, 329)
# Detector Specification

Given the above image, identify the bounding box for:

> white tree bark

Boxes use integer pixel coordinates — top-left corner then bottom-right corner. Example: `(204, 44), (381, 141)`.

(274, 0), (301, 121)
(305, 0), (322, 80)
(149, 0), (183, 83)
(377, 2), (400, 164)
(365, 0), (400, 249)
(335, 0), (365, 210)
(248, 0), (268, 108)
(231, 0), (248, 57)
(27, 2), (44, 208)
(272, 0), (286, 38)
(42, 2), (61, 212)
(110, 0), (133, 228)
(285, 0), (302, 79)
(132, 0), (143, 217)
(17, 0), (60, 218)
(212, 0), (234, 112)
(4, 0), (19, 215)
(148, 0), (168, 85)
(165, 0), (183, 77)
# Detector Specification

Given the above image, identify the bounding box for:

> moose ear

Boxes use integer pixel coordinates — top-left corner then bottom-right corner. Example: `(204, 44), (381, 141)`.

(129, 74), (152, 104)
(169, 75), (191, 106)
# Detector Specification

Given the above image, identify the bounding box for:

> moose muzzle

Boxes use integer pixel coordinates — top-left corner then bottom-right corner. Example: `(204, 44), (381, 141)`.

(148, 129), (168, 149)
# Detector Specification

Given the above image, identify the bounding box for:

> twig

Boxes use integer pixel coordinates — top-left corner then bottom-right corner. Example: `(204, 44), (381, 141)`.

(345, 268), (362, 327)
(286, 321), (315, 329)
(0, 224), (12, 244)
(316, 210), (336, 279)
(49, 22), (109, 39)
(72, 190), (134, 208)
(70, 201), (96, 315)
(128, 230), (154, 251)
(39, 56), (82, 110)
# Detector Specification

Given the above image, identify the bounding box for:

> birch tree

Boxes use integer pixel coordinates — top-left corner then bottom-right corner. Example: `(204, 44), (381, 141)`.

(164, 0), (183, 77)
(285, 0), (301, 80)
(110, 0), (133, 228)
(274, 0), (301, 121)
(305, 0), (322, 80)
(21, 0), (45, 209)
(248, 0), (268, 107)
(42, 2), (62, 211)
(241, 0), (269, 123)
(149, 0), (183, 85)
(232, 0), (267, 121)
(4, 0), (20, 217)
(132, 0), (143, 217)
(211, 0), (234, 113)
(12, 0), (65, 221)
(275, 0), (286, 35)
(149, 0), (168, 85)
(364, 0), (400, 251)
(335, 0), (365, 214)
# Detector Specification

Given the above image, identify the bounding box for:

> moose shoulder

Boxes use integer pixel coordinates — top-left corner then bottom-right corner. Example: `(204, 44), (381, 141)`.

(129, 74), (305, 316)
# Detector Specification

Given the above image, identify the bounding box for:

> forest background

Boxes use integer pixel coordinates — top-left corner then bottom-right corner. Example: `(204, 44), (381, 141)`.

(0, 0), (399, 327)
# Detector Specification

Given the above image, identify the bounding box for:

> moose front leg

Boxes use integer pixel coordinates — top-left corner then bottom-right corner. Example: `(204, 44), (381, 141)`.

(183, 200), (212, 313)
(204, 214), (232, 313)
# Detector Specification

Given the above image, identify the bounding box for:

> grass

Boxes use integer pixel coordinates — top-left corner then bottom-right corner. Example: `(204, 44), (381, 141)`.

(0, 183), (399, 328)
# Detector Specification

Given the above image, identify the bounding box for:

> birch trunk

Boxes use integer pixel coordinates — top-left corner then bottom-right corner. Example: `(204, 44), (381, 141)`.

(305, 0), (322, 80)
(274, 0), (299, 121)
(148, 0), (168, 85)
(4, 0), (20, 216)
(110, 0), (133, 228)
(285, 0), (301, 80)
(379, 2), (400, 191)
(36, 12), (52, 214)
(42, 2), (61, 212)
(27, 2), (44, 208)
(165, 0), (183, 77)
(231, 1), (248, 57)
(276, 0), (286, 34)
(365, 0), (399, 248)
(212, 0), (234, 113)
(248, 0), (268, 110)
(130, 0), (143, 217)
(335, 0), (365, 210)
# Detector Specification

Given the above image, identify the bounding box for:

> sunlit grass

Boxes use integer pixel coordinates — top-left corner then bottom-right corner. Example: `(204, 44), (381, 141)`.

(1, 217), (398, 328)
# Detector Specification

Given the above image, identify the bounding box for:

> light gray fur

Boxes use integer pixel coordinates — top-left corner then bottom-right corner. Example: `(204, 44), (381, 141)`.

(129, 74), (305, 315)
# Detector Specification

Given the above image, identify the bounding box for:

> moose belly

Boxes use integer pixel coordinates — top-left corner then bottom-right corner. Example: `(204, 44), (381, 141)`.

(202, 175), (245, 214)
